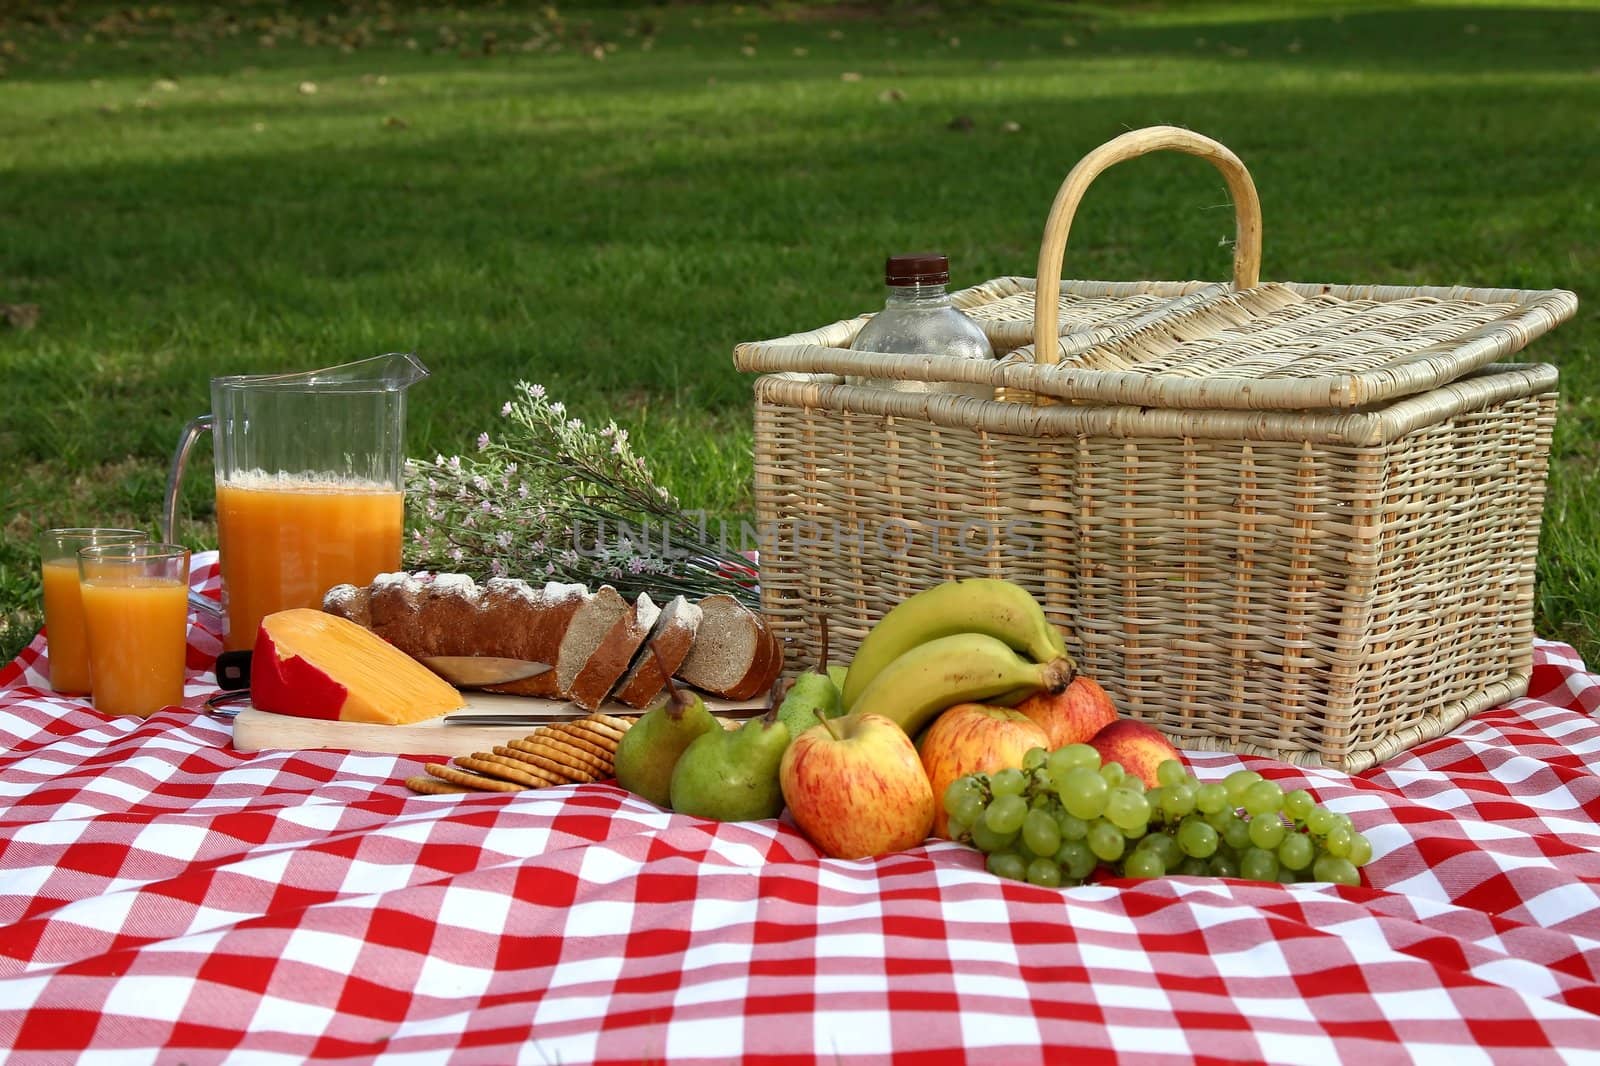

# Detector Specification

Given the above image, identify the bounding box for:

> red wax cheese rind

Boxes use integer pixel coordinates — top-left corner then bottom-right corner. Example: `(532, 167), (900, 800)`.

(253, 608), (467, 724)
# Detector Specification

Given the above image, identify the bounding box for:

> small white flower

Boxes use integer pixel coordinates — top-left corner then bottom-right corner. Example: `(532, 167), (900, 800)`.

(600, 425), (614, 438)
(529, 384), (546, 399)
(501, 401), (514, 416)
(567, 418), (583, 430)
(550, 401), (566, 416)
(517, 484), (530, 499)
(448, 456), (462, 473)
(627, 556), (645, 574)
(477, 432), (490, 451)
(473, 475), (490, 492)
(490, 559), (507, 578)
(496, 531), (514, 549)
(480, 499), (493, 513)
(450, 547), (465, 564)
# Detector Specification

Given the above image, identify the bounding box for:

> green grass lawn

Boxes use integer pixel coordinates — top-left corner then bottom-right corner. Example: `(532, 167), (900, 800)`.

(2, 0), (1596, 666)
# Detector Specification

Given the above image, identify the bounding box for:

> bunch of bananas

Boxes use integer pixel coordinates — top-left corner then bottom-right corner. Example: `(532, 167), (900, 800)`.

(840, 579), (1076, 737)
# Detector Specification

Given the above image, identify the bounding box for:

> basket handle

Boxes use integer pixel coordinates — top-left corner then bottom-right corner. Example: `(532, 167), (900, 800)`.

(1033, 126), (1263, 363)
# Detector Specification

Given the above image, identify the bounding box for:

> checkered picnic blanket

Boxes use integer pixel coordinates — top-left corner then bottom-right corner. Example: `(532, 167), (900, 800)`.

(2, 553), (1598, 1063)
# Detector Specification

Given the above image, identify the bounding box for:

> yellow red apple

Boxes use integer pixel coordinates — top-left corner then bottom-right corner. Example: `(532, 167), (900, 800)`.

(779, 712), (935, 860)
(1014, 675), (1117, 748)
(1089, 718), (1182, 788)
(918, 702), (1049, 838)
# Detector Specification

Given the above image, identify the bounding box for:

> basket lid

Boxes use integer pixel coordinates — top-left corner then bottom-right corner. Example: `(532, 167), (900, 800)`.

(1000, 278), (1577, 409)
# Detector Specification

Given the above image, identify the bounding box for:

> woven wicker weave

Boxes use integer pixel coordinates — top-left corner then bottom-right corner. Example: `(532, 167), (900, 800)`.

(734, 127), (1570, 772)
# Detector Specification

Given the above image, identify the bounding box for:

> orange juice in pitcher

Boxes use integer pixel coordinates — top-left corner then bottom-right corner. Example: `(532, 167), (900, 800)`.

(214, 478), (403, 651)
(164, 354), (427, 658)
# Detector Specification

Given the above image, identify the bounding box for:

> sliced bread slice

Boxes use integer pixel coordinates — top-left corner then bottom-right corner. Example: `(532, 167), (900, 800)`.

(676, 594), (784, 701)
(611, 595), (704, 709)
(566, 592), (661, 711)
(477, 580), (591, 698)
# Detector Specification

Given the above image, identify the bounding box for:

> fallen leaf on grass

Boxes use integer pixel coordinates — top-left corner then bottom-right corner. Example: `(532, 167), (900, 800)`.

(298, 80), (318, 94)
(840, 71), (862, 82)
(878, 88), (904, 103)
(1002, 120), (1022, 133)
(383, 115), (408, 130)
(0, 304), (40, 332)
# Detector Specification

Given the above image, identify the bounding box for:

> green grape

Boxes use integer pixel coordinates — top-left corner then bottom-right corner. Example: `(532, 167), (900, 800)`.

(1031, 791), (1053, 810)
(991, 768), (1027, 798)
(987, 851), (1028, 882)
(1178, 857), (1209, 877)
(969, 818), (1017, 854)
(1347, 832), (1373, 867)
(1027, 857), (1064, 888)
(1195, 782), (1228, 815)
(1324, 825), (1353, 858)
(1239, 847), (1279, 883)
(1119, 774), (1147, 795)
(1088, 820), (1126, 862)
(984, 794), (1029, 835)
(1136, 831), (1183, 870)
(1056, 812), (1089, 840)
(1060, 767), (1110, 820)
(1223, 769), (1263, 805)
(1277, 832), (1314, 871)
(947, 816), (971, 841)
(1099, 761), (1126, 788)
(1207, 854), (1240, 878)
(1161, 784), (1197, 819)
(1056, 840), (1098, 881)
(1123, 849), (1165, 879)
(1333, 812), (1355, 835)
(1143, 787), (1166, 817)
(1305, 806), (1338, 836)
(1105, 789), (1152, 833)
(1204, 806), (1236, 831)
(1048, 744), (1101, 776)
(951, 792), (986, 828)
(1247, 813), (1287, 850)
(1022, 747), (1049, 773)
(1022, 809), (1062, 858)
(943, 777), (977, 816)
(1222, 817), (1252, 852)
(1242, 779), (1285, 817)
(1313, 854), (1361, 886)
(1283, 789), (1315, 823)
(1156, 759), (1189, 789)
(1176, 817), (1219, 859)
(1276, 864), (1299, 884)
(1031, 769), (1056, 796)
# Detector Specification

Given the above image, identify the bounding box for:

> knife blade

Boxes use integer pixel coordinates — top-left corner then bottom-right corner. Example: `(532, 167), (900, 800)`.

(420, 656), (552, 688)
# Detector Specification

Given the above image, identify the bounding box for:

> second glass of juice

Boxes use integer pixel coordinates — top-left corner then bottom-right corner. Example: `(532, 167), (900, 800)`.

(38, 527), (149, 695)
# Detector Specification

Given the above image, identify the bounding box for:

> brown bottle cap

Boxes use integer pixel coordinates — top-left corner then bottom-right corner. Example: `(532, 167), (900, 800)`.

(884, 253), (949, 286)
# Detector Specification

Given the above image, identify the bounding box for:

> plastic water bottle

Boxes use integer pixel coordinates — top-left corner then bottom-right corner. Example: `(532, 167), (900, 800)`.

(848, 253), (996, 396)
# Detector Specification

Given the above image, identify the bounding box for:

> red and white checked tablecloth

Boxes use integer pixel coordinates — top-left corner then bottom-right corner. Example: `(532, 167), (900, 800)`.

(2, 553), (1598, 1064)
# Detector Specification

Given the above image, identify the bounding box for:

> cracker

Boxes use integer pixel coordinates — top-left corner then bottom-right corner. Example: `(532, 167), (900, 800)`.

(544, 721), (620, 760)
(456, 754), (565, 789)
(582, 713), (634, 740)
(495, 743), (600, 784)
(510, 735), (610, 776)
(424, 762), (527, 793)
(405, 775), (472, 795)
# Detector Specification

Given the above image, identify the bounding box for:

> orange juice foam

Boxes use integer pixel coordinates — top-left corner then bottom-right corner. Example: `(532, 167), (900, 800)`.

(215, 475), (404, 651)
(79, 577), (189, 716)
(41, 560), (93, 694)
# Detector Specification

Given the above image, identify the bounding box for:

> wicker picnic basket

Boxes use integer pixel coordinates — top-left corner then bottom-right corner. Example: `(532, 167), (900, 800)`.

(733, 127), (1576, 773)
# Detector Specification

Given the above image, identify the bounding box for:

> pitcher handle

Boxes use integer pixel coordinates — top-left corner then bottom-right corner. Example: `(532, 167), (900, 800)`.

(163, 413), (213, 544)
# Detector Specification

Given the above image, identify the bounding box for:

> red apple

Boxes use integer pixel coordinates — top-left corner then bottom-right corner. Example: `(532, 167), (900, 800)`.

(918, 703), (1049, 838)
(779, 712), (935, 860)
(1089, 718), (1182, 788)
(1014, 676), (1118, 748)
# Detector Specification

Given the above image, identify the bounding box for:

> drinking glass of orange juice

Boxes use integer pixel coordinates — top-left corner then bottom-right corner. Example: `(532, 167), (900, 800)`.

(162, 353), (426, 654)
(77, 542), (192, 717)
(38, 528), (149, 695)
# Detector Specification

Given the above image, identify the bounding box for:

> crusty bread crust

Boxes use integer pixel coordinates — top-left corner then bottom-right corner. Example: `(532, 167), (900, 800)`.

(612, 596), (702, 709)
(323, 575), (780, 707)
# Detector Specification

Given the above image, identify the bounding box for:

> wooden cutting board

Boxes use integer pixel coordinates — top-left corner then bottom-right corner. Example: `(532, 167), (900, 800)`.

(232, 691), (765, 756)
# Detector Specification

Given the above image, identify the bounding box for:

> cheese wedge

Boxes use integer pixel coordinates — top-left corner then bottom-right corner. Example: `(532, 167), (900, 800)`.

(253, 608), (466, 724)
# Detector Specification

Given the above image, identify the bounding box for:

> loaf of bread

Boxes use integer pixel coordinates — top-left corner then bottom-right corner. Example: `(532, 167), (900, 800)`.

(322, 574), (781, 708)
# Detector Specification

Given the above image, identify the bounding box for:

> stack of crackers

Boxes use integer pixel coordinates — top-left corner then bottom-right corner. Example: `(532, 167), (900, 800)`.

(405, 713), (635, 795)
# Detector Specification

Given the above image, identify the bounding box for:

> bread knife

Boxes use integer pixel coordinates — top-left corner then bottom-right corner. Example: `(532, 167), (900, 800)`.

(420, 656), (552, 688)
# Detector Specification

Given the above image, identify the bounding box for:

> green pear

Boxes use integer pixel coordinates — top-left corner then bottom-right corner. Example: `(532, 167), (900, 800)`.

(669, 696), (790, 822)
(827, 664), (849, 694)
(777, 616), (843, 744)
(613, 647), (719, 809)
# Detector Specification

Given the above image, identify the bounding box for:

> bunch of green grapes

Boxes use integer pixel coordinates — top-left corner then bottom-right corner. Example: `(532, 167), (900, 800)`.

(942, 744), (1372, 890)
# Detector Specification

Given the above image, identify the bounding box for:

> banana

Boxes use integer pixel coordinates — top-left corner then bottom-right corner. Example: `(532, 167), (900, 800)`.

(841, 579), (1069, 710)
(850, 632), (1075, 738)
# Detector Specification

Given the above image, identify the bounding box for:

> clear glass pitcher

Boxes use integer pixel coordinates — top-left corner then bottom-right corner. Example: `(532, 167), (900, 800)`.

(163, 353), (428, 652)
